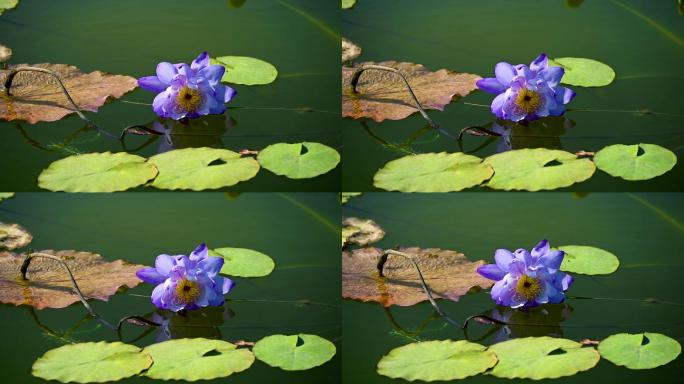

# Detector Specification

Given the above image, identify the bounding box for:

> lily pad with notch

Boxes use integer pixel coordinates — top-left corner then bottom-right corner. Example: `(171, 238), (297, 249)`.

(148, 147), (260, 190)
(484, 148), (595, 191)
(257, 142), (340, 179)
(598, 332), (681, 369)
(487, 336), (600, 379)
(32, 341), (153, 383)
(210, 247), (275, 277)
(374, 152), (494, 192)
(342, 247), (492, 307)
(253, 334), (336, 371)
(548, 57), (615, 87)
(211, 56), (278, 85)
(593, 143), (677, 181)
(557, 245), (619, 275)
(0, 222), (32, 250)
(38, 152), (158, 192)
(143, 338), (255, 380)
(377, 340), (497, 381)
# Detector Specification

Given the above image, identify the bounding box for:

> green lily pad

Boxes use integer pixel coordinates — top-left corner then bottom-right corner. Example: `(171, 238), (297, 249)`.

(148, 147), (260, 191)
(143, 338), (255, 381)
(374, 152), (494, 192)
(377, 340), (497, 381)
(593, 143), (677, 181)
(210, 247), (275, 277)
(558, 245), (619, 275)
(488, 336), (600, 379)
(32, 341), (152, 383)
(549, 57), (615, 87)
(598, 332), (681, 369)
(0, 0), (19, 15)
(257, 142), (340, 179)
(484, 148), (595, 191)
(38, 152), (158, 192)
(253, 334), (336, 371)
(341, 0), (356, 9)
(0, 192), (14, 201)
(212, 56), (278, 85)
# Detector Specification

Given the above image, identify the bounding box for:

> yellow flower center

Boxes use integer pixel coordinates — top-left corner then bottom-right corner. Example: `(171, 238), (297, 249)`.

(176, 86), (202, 113)
(515, 88), (543, 113)
(515, 275), (543, 301)
(175, 278), (202, 304)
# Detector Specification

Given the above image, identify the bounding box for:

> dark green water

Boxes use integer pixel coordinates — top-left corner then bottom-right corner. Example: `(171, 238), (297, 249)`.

(342, 0), (684, 191)
(342, 192), (684, 383)
(0, 0), (340, 192)
(0, 193), (340, 383)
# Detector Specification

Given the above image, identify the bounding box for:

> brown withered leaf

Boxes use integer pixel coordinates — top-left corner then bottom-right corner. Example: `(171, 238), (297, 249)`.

(0, 250), (145, 309)
(0, 63), (138, 124)
(342, 247), (492, 307)
(342, 217), (385, 247)
(342, 61), (480, 122)
(342, 38), (362, 63)
(0, 222), (32, 250)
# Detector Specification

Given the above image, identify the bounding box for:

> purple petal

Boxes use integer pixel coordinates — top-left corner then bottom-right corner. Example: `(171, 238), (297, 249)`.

(156, 62), (177, 84)
(224, 86), (237, 103)
(556, 86), (576, 105)
(176, 63), (192, 79)
(477, 77), (506, 94)
(197, 256), (224, 276)
(150, 283), (166, 309)
(154, 254), (176, 276)
(191, 52), (210, 71)
(531, 239), (550, 258)
(560, 273), (574, 290)
(539, 250), (564, 273)
(494, 249), (514, 271)
(490, 92), (507, 119)
(491, 278), (513, 306)
(515, 64), (533, 79)
(543, 66), (564, 87)
(477, 264), (506, 281)
(508, 259), (525, 275)
(495, 62), (516, 86)
(514, 248), (534, 266)
(222, 277), (235, 294)
(138, 76), (167, 93)
(136, 267), (166, 285)
(190, 243), (209, 261)
(152, 91), (171, 118)
(530, 53), (548, 72)
(199, 64), (225, 85)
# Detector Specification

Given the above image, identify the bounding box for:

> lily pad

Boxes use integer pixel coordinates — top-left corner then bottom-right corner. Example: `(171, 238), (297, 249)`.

(148, 147), (260, 191)
(549, 57), (615, 87)
(484, 148), (595, 191)
(253, 334), (336, 371)
(32, 341), (152, 383)
(557, 245), (619, 275)
(0, 44), (11, 63)
(257, 142), (340, 179)
(38, 152), (158, 192)
(598, 332), (681, 369)
(0, 63), (137, 123)
(374, 152), (494, 192)
(593, 143), (677, 181)
(0, 250), (145, 309)
(377, 340), (497, 381)
(0, 0), (18, 15)
(341, 0), (356, 9)
(342, 247), (492, 307)
(488, 336), (600, 379)
(342, 61), (480, 122)
(0, 192), (14, 201)
(212, 56), (278, 85)
(342, 38), (361, 62)
(342, 217), (385, 247)
(143, 338), (255, 381)
(0, 222), (32, 250)
(210, 247), (275, 277)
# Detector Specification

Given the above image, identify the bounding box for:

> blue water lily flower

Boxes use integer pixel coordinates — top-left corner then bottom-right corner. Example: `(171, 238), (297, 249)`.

(477, 240), (574, 308)
(476, 53), (575, 122)
(138, 52), (236, 120)
(136, 243), (235, 312)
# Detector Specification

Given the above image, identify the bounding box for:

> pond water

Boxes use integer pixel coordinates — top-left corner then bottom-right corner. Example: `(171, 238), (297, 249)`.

(0, 0), (340, 192)
(342, 0), (684, 191)
(342, 192), (684, 383)
(0, 192), (340, 383)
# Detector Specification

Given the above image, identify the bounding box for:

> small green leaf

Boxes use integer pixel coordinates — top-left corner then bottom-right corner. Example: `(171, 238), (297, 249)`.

(593, 143), (677, 181)
(143, 338), (255, 381)
(340, 192), (362, 204)
(148, 147), (259, 191)
(341, 0), (356, 9)
(488, 336), (600, 379)
(0, 0), (19, 15)
(32, 341), (152, 383)
(38, 152), (158, 192)
(374, 152), (494, 192)
(253, 334), (336, 371)
(549, 57), (615, 87)
(558, 245), (619, 275)
(211, 247), (275, 277)
(377, 340), (497, 381)
(257, 142), (340, 179)
(598, 332), (681, 369)
(212, 56), (278, 85)
(484, 148), (595, 191)
(0, 192), (14, 202)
